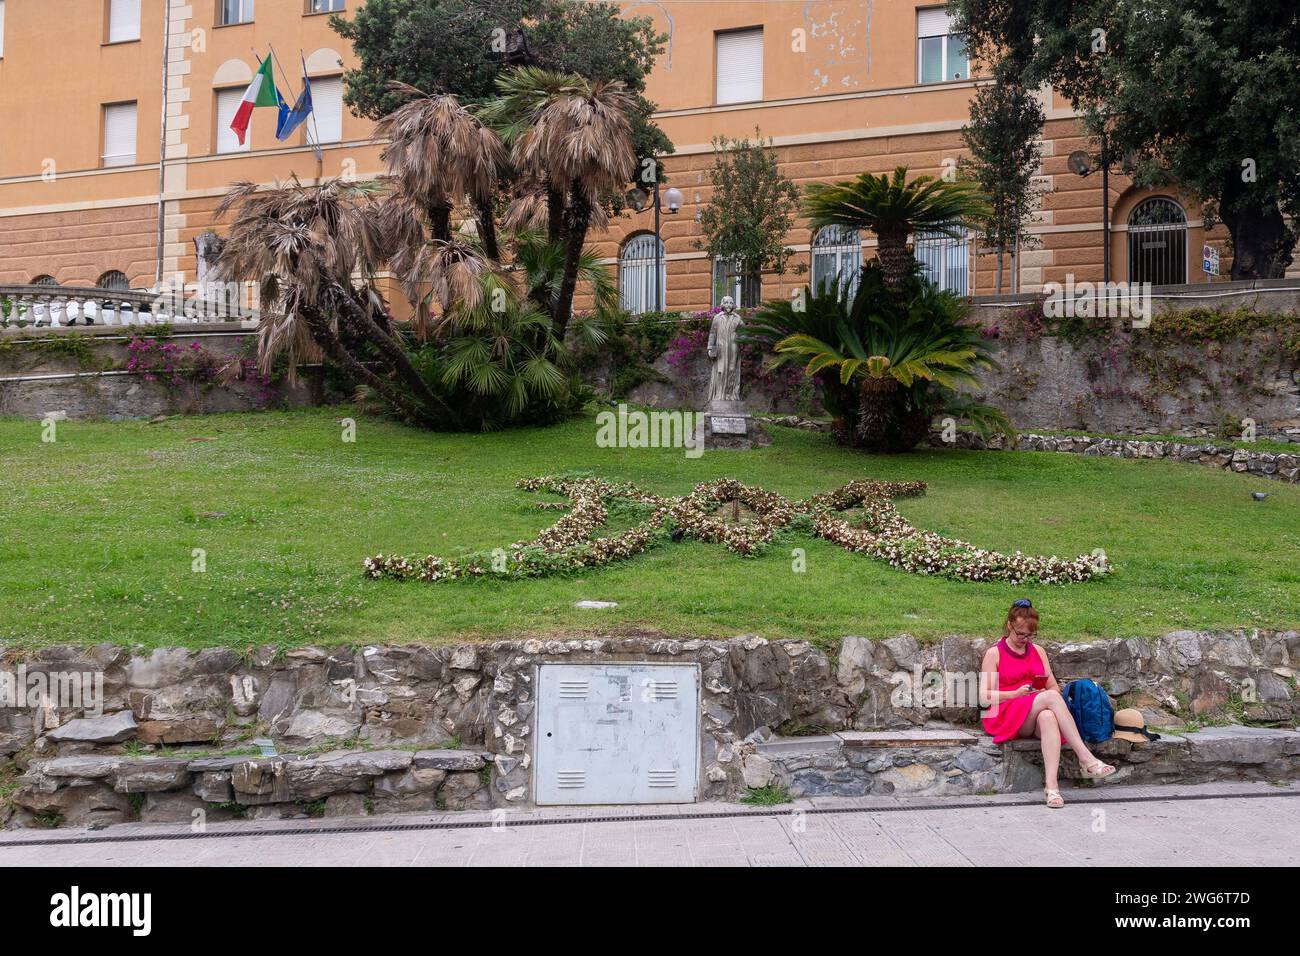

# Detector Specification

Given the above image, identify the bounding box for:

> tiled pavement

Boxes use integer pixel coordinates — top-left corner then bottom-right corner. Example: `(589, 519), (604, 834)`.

(2, 781), (1297, 867)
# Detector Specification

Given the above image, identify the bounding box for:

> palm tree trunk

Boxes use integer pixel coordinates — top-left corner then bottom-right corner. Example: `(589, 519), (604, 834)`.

(875, 226), (913, 292)
(856, 376), (898, 450)
(330, 285), (458, 426)
(429, 201), (453, 245)
(475, 196), (500, 262)
(546, 183), (566, 243)
(304, 309), (437, 427)
(552, 181), (591, 343)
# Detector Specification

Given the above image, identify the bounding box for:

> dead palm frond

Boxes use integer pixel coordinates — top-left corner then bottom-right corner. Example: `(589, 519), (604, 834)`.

(376, 83), (506, 238)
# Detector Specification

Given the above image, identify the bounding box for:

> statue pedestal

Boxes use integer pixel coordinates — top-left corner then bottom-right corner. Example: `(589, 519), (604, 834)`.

(703, 401), (770, 451)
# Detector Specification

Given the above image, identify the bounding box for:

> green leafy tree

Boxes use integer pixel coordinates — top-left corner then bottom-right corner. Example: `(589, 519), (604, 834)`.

(960, 78), (1047, 292)
(330, 0), (672, 172)
(695, 133), (804, 303)
(952, 0), (1300, 279)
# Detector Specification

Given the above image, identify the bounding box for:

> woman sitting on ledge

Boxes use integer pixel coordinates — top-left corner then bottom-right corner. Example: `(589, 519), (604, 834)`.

(981, 600), (1116, 807)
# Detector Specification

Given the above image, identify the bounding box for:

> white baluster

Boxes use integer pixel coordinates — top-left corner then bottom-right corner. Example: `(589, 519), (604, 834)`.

(66, 300), (81, 326)
(33, 302), (47, 328)
(102, 300), (117, 326)
(49, 300), (63, 328)
(83, 300), (98, 325)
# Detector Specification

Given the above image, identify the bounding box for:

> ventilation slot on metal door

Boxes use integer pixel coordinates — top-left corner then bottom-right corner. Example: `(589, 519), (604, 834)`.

(646, 680), (678, 701)
(558, 680), (589, 699)
(555, 770), (586, 790)
(647, 769), (678, 789)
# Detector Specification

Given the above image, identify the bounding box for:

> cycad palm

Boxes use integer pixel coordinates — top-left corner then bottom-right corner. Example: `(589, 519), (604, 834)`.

(759, 264), (1006, 450)
(803, 166), (990, 290)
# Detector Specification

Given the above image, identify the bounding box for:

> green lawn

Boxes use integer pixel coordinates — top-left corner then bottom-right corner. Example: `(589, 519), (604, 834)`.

(2, 406), (1297, 649)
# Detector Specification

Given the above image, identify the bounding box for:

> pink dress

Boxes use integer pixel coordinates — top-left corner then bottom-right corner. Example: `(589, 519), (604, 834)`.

(981, 637), (1050, 743)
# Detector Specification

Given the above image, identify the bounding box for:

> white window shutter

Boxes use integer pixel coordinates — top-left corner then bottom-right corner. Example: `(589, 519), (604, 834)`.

(918, 7), (953, 38)
(715, 29), (763, 105)
(103, 103), (138, 167)
(308, 77), (344, 144)
(109, 0), (141, 43)
(216, 89), (249, 154)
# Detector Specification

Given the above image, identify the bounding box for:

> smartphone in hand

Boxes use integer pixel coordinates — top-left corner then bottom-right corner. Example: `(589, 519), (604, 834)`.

(1031, 675), (1048, 689)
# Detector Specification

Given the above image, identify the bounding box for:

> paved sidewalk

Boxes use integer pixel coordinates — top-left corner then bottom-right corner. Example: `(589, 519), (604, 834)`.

(3, 782), (1297, 867)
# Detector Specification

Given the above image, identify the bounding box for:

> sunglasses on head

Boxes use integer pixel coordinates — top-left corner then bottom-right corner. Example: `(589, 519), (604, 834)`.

(1012, 599), (1033, 609)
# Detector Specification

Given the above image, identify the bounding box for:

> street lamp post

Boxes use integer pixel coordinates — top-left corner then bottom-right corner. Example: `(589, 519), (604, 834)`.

(629, 173), (682, 315)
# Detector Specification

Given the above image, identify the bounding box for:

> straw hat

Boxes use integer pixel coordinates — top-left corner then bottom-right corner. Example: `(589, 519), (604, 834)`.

(1112, 708), (1160, 743)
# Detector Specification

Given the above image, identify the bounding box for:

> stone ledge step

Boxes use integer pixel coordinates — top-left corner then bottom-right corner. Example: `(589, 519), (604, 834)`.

(838, 729), (978, 748)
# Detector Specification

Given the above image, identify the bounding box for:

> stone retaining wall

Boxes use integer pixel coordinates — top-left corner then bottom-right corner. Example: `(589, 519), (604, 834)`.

(931, 430), (1300, 484)
(746, 725), (1300, 799)
(0, 324), (326, 419)
(3, 629), (1297, 827)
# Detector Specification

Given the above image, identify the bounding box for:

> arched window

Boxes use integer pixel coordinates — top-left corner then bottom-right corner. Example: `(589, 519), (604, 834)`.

(97, 270), (130, 291)
(619, 233), (666, 314)
(31, 275), (58, 287)
(711, 257), (761, 308)
(1128, 197), (1187, 286)
(811, 225), (862, 297)
(915, 224), (971, 295)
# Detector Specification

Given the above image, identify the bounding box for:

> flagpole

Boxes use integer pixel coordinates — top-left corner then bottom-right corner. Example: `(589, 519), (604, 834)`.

(300, 50), (326, 170)
(154, 1), (173, 290)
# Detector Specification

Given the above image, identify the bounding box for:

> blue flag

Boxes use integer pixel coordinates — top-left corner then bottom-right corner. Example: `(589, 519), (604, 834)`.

(276, 73), (314, 141)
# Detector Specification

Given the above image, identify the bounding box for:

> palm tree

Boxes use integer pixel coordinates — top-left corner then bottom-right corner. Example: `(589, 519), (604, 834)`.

(376, 83), (506, 258)
(803, 166), (990, 291)
(215, 176), (457, 427)
(485, 67), (637, 340)
(759, 263), (1009, 451)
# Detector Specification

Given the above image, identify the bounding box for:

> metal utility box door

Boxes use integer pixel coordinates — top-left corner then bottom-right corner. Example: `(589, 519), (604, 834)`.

(534, 663), (700, 805)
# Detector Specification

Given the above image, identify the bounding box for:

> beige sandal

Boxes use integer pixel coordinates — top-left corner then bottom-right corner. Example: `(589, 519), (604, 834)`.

(1081, 760), (1116, 780)
(1045, 788), (1065, 808)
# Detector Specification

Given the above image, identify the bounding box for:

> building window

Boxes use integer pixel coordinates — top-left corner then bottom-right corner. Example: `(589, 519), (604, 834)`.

(307, 0), (345, 12)
(107, 0), (141, 43)
(216, 88), (251, 153)
(307, 76), (344, 145)
(102, 102), (138, 167)
(915, 225), (971, 295)
(715, 28), (763, 105)
(811, 226), (863, 298)
(712, 258), (760, 308)
(97, 270), (130, 291)
(219, 0), (254, 26)
(31, 275), (58, 287)
(619, 233), (666, 315)
(917, 7), (968, 84)
(1128, 197), (1188, 286)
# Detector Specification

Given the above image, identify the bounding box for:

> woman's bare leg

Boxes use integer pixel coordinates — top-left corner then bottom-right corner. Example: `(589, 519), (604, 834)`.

(1035, 710), (1061, 790)
(1016, 690), (1101, 767)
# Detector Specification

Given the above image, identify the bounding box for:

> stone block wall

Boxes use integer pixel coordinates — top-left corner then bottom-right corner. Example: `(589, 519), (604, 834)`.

(3, 629), (1298, 827)
(0, 323), (326, 419)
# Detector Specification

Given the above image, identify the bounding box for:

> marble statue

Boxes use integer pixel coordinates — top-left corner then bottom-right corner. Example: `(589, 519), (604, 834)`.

(707, 296), (743, 404)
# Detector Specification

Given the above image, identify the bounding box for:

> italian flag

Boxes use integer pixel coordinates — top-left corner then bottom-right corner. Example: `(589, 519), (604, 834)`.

(230, 56), (278, 146)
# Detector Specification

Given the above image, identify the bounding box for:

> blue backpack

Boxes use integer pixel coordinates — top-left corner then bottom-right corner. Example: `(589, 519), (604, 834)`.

(1065, 679), (1114, 743)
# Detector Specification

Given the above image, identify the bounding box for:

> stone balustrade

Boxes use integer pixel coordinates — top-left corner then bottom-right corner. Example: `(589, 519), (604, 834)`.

(0, 283), (260, 330)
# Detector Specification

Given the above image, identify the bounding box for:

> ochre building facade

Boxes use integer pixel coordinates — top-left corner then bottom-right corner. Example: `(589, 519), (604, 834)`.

(0, 0), (1258, 314)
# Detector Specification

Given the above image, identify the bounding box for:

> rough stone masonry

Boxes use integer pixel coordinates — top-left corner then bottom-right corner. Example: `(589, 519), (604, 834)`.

(2, 630), (1298, 827)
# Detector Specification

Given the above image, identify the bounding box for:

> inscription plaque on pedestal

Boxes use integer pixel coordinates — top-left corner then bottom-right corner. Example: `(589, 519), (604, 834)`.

(710, 416), (748, 435)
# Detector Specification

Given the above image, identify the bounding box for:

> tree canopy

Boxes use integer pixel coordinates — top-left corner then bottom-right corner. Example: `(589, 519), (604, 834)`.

(331, 0), (672, 169)
(951, 0), (1300, 278)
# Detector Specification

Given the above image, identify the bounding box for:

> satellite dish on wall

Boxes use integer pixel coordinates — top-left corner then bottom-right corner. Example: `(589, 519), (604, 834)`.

(1067, 151), (1094, 177)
